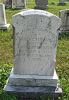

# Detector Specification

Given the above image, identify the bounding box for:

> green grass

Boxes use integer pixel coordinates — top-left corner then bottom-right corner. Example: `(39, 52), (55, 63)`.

(0, 0), (69, 100)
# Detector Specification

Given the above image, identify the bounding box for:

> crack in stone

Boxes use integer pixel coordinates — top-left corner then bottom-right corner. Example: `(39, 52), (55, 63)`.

(38, 38), (45, 49)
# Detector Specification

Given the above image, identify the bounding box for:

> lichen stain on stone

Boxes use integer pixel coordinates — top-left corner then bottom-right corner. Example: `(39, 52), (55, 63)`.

(26, 40), (30, 56)
(38, 38), (45, 49)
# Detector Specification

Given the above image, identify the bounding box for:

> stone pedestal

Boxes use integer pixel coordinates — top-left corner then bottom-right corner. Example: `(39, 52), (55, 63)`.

(12, 0), (26, 9)
(35, 0), (48, 9)
(59, 9), (69, 32)
(4, 84), (62, 100)
(0, 3), (10, 30)
(7, 68), (59, 87)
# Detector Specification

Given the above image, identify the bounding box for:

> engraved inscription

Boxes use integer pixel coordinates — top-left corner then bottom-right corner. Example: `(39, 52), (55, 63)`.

(27, 40), (30, 56)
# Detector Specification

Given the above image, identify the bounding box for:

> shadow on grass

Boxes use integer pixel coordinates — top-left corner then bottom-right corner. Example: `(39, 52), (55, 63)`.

(58, 32), (69, 40)
(0, 91), (16, 100)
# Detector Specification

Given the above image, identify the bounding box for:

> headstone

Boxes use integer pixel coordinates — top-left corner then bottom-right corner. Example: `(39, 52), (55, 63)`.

(12, 0), (26, 9)
(7, 9), (61, 87)
(59, 9), (69, 32)
(4, 0), (12, 8)
(58, 0), (66, 5)
(35, 0), (48, 9)
(0, 3), (10, 29)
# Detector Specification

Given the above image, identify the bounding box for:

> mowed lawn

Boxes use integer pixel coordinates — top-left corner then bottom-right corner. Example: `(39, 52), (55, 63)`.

(0, 0), (69, 100)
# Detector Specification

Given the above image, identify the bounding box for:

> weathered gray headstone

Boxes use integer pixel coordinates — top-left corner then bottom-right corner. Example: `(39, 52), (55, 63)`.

(7, 9), (61, 87)
(12, 0), (26, 9)
(35, 0), (48, 9)
(0, 3), (10, 29)
(4, 0), (12, 8)
(59, 9), (69, 32)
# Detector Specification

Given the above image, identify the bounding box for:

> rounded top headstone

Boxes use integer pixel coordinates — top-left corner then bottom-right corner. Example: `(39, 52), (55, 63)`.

(13, 9), (59, 17)
(13, 9), (61, 30)
(12, 9), (61, 76)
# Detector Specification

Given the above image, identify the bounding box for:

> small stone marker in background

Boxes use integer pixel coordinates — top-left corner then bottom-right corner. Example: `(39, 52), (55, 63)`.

(58, 0), (66, 5)
(4, 9), (62, 99)
(12, 0), (26, 9)
(59, 9), (69, 32)
(35, 0), (48, 9)
(4, 0), (12, 8)
(0, 3), (10, 30)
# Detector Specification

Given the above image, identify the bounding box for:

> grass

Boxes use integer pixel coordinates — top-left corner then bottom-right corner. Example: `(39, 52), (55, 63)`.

(0, 0), (69, 100)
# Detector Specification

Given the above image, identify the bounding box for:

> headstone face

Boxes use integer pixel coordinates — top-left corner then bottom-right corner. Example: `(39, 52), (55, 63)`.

(35, 0), (48, 9)
(59, 9), (69, 32)
(12, 0), (26, 9)
(0, 3), (10, 29)
(4, 0), (12, 8)
(8, 9), (61, 87)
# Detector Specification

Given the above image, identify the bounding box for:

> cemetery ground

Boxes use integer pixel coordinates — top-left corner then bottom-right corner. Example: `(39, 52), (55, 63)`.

(0, 0), (69, 100)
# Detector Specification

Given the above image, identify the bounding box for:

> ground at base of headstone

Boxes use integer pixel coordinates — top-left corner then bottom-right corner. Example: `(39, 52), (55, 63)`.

(4, 84), (62, 100)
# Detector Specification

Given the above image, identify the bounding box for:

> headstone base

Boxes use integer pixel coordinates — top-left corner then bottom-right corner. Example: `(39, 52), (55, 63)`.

(60, 26), (69, 33)
(12, 6), (25, 9)
(60, 29), (69, 33)
(7, 68), (59, 87)
(4, 84), (62, 100)
(60, 25), (69, 32)
(0, 24), (10, 30)
(35, 5), (48, 10)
